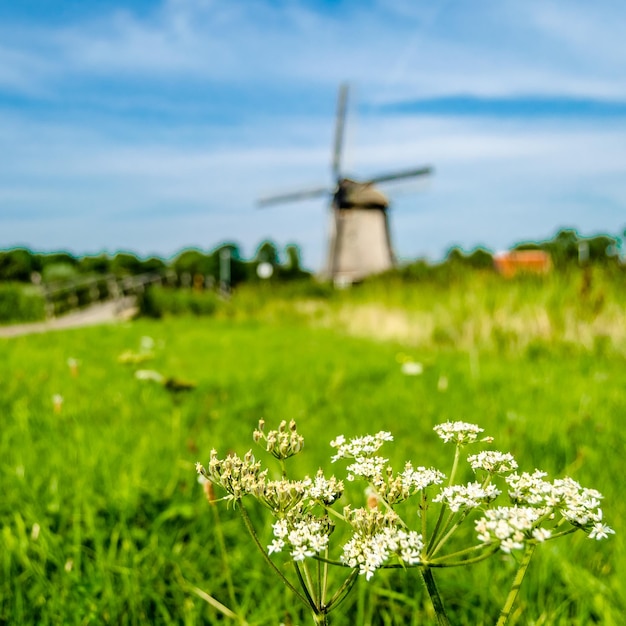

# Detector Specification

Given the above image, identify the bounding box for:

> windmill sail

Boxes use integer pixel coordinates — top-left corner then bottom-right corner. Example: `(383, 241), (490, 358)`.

(258, 186), (330, 207)
(332, 83), (349, 180)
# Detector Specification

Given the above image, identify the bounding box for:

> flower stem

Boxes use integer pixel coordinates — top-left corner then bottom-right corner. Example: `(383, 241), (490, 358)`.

(429, 510), (470, 557)
(428, 445), (461, 553)
(294, 561), (319, 614)
(497, 543), (536, 626)
(313, 554), (349, 567)
(547, 527), (578, 540)
(429, 542), (499, 566)
(312, 612), (328, 625)
(448, 445), (461, 486)
(326, 569), (359, 611)
(238, 502), (311, 609)
(421, 566), (451, 626)
(211, 502), (238, 611)
(419, 490), (429, 552)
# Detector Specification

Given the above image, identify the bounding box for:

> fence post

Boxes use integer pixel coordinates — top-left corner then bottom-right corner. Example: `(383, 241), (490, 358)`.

(220, 248), (231, 297)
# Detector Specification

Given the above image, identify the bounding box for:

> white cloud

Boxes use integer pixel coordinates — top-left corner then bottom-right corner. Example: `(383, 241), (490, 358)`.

(3, 0), (625, 99)
(1, 0), (626, 269)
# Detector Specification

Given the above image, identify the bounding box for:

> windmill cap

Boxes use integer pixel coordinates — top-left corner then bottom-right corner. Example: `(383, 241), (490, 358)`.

(338, 179), (388, 208)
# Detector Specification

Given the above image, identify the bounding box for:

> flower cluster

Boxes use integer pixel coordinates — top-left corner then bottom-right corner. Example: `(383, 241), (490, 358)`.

(475, 506), (547, 553)
(196, 418), (614, 597)
(505, 471), (614, 540)
(196, 450), (267, 502)
(376, 462), (445, 505)
(434, 482), (501, 512)
(433, 421), (486, 445)
(302, 469), (344, 506)
(345, 456), (389, 483)
(258, 479), (307, 513)
(468, 450), (518, 474)
(330, 431), (393, 461)
(401, 463), (447, 492)
(253, 419), (304, 460)
(341, 507), (423, 580)
(269, 514), (334, 561)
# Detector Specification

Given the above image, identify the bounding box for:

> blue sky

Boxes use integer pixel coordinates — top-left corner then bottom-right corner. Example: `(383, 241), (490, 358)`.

(1, 0), (625, 270)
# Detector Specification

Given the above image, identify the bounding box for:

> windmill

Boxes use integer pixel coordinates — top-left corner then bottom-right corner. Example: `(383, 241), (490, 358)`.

(259, 83), (433, 284)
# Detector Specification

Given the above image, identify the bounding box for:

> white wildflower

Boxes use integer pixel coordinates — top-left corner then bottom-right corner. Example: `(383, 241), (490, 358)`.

(342, 526), (423, 580)
(401, 361), (423, 376)
(268, 516), (333, 561)
(303, 469), (344, 505)
(506, 470), (552, 505)
(346, 456), (389, 483)
(375, 463), (444, 505)
(400, 463), (446, 491)
(500, 537), (525, 553)
(588, 523), (615, 540)
(330, 432), (393, 462)
(434, 482), (500, 512)
(507, 471), (608, 529)
(268, 539), (284, 554)
(468, 451), (518, 474)
(434, 422), (484, 445)
(532, 527), (552, 542)
(475, 506), (543, 552)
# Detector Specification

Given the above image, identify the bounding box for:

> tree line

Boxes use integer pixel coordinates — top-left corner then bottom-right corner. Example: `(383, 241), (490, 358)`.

(0, 228), (623, 285)
(0, 241), (309, 286)
(444, 228), (622, 270)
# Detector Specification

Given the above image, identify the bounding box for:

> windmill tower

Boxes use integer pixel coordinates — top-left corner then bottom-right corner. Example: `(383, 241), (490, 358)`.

(259, 83), (433, 284)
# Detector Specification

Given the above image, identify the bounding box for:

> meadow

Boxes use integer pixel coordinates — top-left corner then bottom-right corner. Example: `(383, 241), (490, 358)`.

(1, 267), (625, 624)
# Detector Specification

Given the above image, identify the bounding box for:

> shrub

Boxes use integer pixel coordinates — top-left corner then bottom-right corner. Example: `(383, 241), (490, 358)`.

(139, 286), (220, 318)
(0, 283), (46, 323)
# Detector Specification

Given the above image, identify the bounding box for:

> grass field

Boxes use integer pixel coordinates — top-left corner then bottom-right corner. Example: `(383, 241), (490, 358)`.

(1, 270), (625, 624)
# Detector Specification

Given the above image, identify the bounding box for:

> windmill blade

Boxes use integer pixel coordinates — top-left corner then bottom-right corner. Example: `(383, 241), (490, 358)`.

(365, 166), (433, 186)
(332, 83), (349, 180)
(258, 186), (331, 207)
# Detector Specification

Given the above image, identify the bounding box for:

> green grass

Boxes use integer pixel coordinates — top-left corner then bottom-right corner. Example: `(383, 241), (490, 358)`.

(1, 280), (625, 624)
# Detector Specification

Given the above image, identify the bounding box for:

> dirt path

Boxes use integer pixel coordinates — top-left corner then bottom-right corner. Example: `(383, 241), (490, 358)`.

(0, 297), (138, 338)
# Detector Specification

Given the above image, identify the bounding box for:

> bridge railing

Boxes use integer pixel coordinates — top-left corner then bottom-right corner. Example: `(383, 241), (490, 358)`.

(40, 271), (176, 318)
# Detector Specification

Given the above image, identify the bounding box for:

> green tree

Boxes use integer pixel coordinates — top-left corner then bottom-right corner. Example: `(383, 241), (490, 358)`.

(445, 246), (493, 269)
(542, 229), (578, 268)
(138, 256), (167, 274)
(110, 252), (145, 276)
(173, 248), (212, 276)
(0, 248), (36, 282)
(445, 246), (465, 265)
(584, 234), (619, 264)
(466, 247), (494, 269)
(285, 244), (302, 271)
(279, 244), (311, 280)
(79, 254), (112, 275)
(255, 240), (280, 266)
